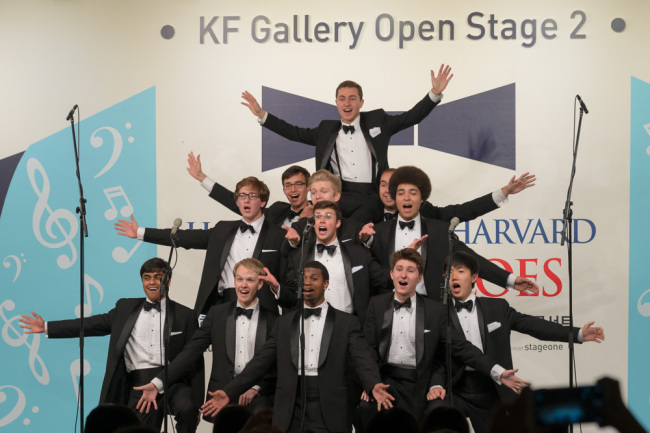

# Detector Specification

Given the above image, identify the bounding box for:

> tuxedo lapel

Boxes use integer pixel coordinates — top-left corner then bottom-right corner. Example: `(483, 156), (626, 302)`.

(252, 219), (269, 259)
(415, 295), (424, 366)
(290, 312), (300, 369)
(318, 306), (335, 368)
(322, 127), (340, 170)
(420, 218), (428, 265)
(115, 300), (144, 357)
(165, 299), (176, 346)
(388, 219), (397, 257)
(339, 243), (355, 300)
(225, 304), (236, 364)
(449, 304), (463, 336)
(255, 309), (268, 354)
(379, 296), (394, 362)
(475, 298), (487, 352)
(219, 223), (239, 271)
(359, 117), (379, 181)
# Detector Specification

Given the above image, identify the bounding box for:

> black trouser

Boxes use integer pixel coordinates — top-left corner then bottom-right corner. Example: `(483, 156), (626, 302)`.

(339, 181), (382, 224)
(288, 376), (350, 433)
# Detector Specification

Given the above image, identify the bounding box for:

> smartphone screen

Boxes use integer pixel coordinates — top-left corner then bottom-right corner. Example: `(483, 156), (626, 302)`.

(533, 385), (604, 425)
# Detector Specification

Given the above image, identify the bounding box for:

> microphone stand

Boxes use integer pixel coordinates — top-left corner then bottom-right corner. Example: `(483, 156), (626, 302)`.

(441, 226), (455, 406)
(69, 109), (89, 433)
(297, 221), (312, 433)
(560, 97), (587, 433)
(159, 232), (177, 433)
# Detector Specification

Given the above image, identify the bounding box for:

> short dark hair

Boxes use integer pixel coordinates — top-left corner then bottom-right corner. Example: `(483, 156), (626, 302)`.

(443, 251), (480, 276)
(281, 165), (310, 184)
(388, 166), (432, 202)
(234, 176), (271, 207)
(313, 200), (342, 221)
(304, 260), (329, 281)
(336, 80), (363, 100)
(390, 248), (424, 275)
(140, 258), (169, 279)
(420, 406), (470, 433)
(366, 407), (418, 433)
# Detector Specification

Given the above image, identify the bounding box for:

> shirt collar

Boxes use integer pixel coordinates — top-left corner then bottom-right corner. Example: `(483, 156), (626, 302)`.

(242, 214), (265, 231)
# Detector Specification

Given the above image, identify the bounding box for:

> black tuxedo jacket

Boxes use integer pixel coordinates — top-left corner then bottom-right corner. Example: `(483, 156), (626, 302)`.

(363, 293), (494, 417)
(208, 181), (304, 227)
(370, 217), (510, 300)
(435, 297), (582, 401)
(144, 218), (285, 315)
(419, 193), (498, 223)
(223, 306), (381, 432)
(282, 237), (390, 323)
(264, 93), (439, 182)
(161, 302), (278, 399)
(47, 298), (203, 408)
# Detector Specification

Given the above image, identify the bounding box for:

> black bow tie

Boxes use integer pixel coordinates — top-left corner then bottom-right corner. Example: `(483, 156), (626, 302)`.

(235, 306), (254, 319)
(239, 221), (256, 234)
(399, 220), (415, 230)
(384, 212), (397, 221)
(288, 209), (302, 220)
(316, 243), (337, 256)
(143, 302), (161, 312)
(342, 124), (355, 134)
(303, 308), (322, 319)
(455, 299), (474, 313)
(394, 298), (412, 310)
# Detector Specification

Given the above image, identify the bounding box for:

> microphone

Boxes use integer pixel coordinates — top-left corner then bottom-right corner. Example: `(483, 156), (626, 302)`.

(576, 95), (589, 114)
(304, 217), (315, 233)
(448, 217), (460, 233)
(171, 218), (182, 237)
(66, 104), (78, 121)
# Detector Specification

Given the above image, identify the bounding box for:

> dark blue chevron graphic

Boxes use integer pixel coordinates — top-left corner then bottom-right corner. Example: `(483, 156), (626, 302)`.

(261, 87), (414, 171)
(418, 83), (516, 170)
(261, 84), (516, 171)
(0, 151), (24, 218)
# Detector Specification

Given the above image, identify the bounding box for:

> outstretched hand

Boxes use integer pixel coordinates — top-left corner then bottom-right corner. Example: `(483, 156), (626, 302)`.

(501, 369), (531, 394)
(19, 312), (45, 334)
(241, 91), (266, 118)
(372, 383), (395, 411)
(133, 382), (159, 414)
(282, 225), (301, 247)
(407, 235), (428, 251)
(187, 152), (207, 182)
(431, 64), (453, 95)
(582, 321), (605, 343)
(115, 215), (139, 238)
(359, 223), (375, 243)
(502, 172), (536, 196)
(201, 390), (230, 417)
(513, 276), (539, 295)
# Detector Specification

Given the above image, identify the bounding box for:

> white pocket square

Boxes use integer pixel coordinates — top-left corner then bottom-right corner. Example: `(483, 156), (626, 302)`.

(424, 329), (431, 333)
(369, 127), (381, 137)
(487, 322), (501, 333)
(170, 331), (183, 336)
(341, 238), (352, 243)
(262, 249), (277, 253)
(351, 265), (363, 274)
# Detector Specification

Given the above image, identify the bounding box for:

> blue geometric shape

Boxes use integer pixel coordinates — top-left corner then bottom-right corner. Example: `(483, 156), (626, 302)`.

(0, 152), (24, 218)
(260, 86), (417, 172)
(418, 83), (516, 170)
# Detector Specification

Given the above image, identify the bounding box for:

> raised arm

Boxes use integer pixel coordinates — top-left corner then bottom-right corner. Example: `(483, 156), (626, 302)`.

(241, 91), (267, 118)
(431, 64), (453, 95)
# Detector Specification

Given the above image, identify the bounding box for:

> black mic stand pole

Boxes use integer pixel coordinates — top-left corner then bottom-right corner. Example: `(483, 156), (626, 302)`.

(69, 109), (89, 433)
(159, 233), (178, 433)
(441, 226), (456, 406)
(560, 97), (587, 433)
(297, 221), (313, 433)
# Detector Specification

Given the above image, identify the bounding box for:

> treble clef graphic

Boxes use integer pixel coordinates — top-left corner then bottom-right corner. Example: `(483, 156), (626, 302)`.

(27, 158), (78, 269)
(0, 300), (50, 385)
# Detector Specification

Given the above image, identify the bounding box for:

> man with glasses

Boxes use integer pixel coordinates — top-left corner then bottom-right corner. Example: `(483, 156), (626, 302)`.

(115, 177), (286, 316)
(186, 152), (312, 227)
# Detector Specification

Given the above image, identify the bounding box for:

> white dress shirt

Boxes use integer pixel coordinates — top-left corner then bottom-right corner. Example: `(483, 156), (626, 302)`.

(299, 301), (329, 376)
(386, 294), (417, 368)
(315, 239), (354, 314)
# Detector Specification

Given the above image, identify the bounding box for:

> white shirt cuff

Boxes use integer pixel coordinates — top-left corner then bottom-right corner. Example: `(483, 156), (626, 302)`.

(44, 322), (49, 337)
(577, 328), (584, 343)
(258, 112), (268, 125)
(491, 364), (506, 385)
(492, 189), (509, 208)
(151, 378), (164, 394)
(429, 90), (443, 103)
(362, 235), (374, 248)
(272, 285), (281, 299)
(252, 385), (261, 392)
(201, 177), (215, 193)
(506, 273), (517, 290)
(137, 227), (145, 240)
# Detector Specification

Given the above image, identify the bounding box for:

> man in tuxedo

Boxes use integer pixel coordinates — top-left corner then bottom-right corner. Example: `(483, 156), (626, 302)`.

(279, 200), (390, 324)
(134, 258), (278, 422)
(241, 65), (453, 223)
(430, 251), (605, 433)
(19, 258), (203, 433)
(187, 151), (312, 227)
(115, 176), (285, 316)
(360, 165), (539, 301)
(377, 168), (536, 223)
(361, 249), (529, 422)
(198, 261), (395, 433)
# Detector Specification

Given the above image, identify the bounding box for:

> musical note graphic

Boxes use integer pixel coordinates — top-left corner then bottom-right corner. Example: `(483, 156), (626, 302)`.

(112, 240), (142, 264)
(75, 274), (105, 318)
(637, 289), (650, 317)
(27, 158), (78, 270)
(0, 385), (26, 427)
(103, 186), (134, 220)
(90, 126), (123, 178)
(70, 359), (91, 402)
(3, 254), (25, 283)
(644, 123), (650, 137)
(0, 300), (49, 385)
